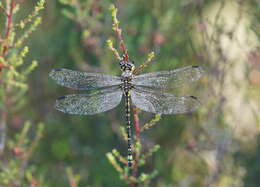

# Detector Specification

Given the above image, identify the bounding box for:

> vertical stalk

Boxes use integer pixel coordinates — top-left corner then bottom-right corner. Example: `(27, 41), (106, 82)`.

(0, 0), (15, 155)
(2, 0), (15, 56)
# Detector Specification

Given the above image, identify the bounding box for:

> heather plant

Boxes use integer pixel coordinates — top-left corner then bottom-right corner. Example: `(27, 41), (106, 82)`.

(0, 0), (45, 186)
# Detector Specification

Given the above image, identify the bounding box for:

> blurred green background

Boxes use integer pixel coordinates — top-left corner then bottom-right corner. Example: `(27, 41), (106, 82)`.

(0, 0), (259, 186)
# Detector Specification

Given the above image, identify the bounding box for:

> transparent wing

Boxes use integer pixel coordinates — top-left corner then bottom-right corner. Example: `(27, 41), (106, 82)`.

(55, 86), (123, 115)
(132, 66), (204, 89)
(49, 68), (121, 90)
(131, 86), (200, 114)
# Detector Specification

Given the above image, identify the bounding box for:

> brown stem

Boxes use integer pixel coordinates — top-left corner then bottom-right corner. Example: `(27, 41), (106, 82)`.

(2, 0), (15, 56)
(113, 17), (129, 60)
(0, 0), (14, 156)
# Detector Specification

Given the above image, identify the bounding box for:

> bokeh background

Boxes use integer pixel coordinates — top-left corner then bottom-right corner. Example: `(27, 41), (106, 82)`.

(0, 0), (259, 186)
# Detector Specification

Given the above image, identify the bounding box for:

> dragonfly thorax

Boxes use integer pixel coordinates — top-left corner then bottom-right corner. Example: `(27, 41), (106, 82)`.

(120, 60), (135, 87)
(121, 70), (133, 79)
(120, 69), (133, 94)
(120, 70), (133, 93)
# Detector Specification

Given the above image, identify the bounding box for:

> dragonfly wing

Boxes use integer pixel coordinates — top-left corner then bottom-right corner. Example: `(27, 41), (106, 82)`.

(132, 66), (204, 89)
(55, 86), (123, 115)
(49, 68), (121, 90)
(131, 86), (200, 114)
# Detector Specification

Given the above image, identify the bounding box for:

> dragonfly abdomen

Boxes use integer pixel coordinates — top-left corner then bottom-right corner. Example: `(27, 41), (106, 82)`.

(125, 90), (133, 168)
(120, 67), (135, 168)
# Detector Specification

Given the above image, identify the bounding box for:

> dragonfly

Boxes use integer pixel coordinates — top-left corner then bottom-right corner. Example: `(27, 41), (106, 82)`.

(49, 59), (204, 168)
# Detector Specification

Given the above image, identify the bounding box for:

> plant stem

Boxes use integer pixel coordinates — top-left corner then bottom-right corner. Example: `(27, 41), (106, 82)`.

(2, 0), (15, 56)
(0, 0), (14, 156)
(111, 5), (129, 60)
(114, 23), (128, 60)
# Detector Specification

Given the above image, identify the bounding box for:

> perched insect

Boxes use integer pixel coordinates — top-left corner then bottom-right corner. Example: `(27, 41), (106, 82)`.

(49, 58), (204, 168)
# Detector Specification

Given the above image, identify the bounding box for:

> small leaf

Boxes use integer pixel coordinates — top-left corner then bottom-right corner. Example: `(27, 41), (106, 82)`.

(20, 21), (25, 29)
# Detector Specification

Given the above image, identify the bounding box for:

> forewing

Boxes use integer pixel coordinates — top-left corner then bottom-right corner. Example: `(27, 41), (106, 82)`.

(49, 68), (121, 90)
(55, 86), (123, 115)
(131, 86), (200, 114)
(132, 66), (204, 89)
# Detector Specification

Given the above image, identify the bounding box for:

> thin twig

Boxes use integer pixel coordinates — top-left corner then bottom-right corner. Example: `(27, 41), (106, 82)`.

(66, 168), (79, 187)
(133, 51), (155, 75)
(107, 39), (121, 61)
(110, 4), (129, 60)
(0, 0), (15, 156)
(2, 0), (15, 56)
(112, 149), (127, 165)
(140, 114), (161, 132)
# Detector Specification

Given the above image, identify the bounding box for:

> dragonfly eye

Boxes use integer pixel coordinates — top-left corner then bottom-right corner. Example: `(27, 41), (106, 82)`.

(119, 60), (124, 66)
(127, 62), (135, 71)
(119, 60), (126, 70)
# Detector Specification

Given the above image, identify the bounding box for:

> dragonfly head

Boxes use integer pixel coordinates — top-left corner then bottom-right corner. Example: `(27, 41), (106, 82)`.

(119, 59), (135, 72)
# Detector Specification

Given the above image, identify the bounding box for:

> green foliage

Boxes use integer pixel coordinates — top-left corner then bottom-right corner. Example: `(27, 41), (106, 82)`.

(110, 4), (120, 32)
(1, 0), (45, 104)
(0, 121), (44, 186)
(0, 0), (45, 186)
(141, 114), (162, 132)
